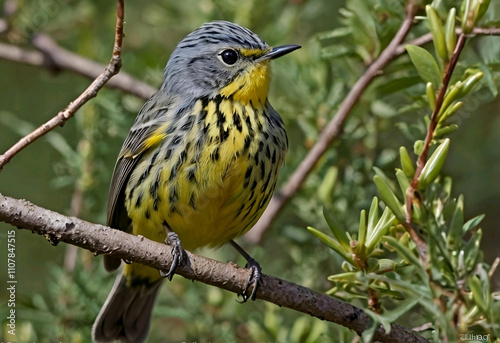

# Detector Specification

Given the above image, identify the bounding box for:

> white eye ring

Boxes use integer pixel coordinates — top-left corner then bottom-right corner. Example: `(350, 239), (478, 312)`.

(218, 49), (239, 65)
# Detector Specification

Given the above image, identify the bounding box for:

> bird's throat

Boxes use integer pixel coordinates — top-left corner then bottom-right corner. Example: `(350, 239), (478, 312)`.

(220, 61), (270, 106)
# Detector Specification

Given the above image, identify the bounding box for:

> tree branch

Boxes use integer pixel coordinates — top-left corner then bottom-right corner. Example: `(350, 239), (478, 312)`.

(0, 34), (155, 100)
(246, 0), (419, 243)
(0, 0), (126, 171)
(0, 192), (428, 343)
(394, 27), (500, 56)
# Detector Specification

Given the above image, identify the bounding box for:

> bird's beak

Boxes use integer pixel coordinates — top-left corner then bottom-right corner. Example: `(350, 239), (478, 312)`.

(256, 44), (301, 61)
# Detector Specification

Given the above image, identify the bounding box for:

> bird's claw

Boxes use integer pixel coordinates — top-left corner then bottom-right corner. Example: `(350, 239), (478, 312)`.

(160, 231), (188, 281)
(239, 258), (262, 302)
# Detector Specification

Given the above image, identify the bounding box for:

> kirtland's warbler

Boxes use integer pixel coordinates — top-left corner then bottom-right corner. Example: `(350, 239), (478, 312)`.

(92, 20), (300, 343)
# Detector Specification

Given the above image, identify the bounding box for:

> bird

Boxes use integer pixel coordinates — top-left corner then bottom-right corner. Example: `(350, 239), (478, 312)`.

(92, 20), (300, 343)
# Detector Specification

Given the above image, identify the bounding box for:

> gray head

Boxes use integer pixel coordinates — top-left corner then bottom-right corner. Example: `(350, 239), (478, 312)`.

(161, 21), (300, 104)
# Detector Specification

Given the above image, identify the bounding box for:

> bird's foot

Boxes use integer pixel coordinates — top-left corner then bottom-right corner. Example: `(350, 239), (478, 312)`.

(160, 231), (188, 281)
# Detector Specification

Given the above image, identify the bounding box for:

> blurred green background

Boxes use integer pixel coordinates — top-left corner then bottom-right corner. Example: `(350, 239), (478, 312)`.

(0, 0), (499, 342)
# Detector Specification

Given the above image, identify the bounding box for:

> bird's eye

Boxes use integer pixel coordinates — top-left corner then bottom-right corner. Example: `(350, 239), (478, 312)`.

(219, 49), (239, 65)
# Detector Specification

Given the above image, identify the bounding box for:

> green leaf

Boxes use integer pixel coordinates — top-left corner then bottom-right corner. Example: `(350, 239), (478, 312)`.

(382, 236), (419, 266)
(444, 8), (457, 58)
(463, 214), (485, 234)
(460, 71), (483, 96)
(464, 228), (482, 271)
(395, 169), (410, 203)
(366, 207), (395, 250)
(469, 274), (489, 314)
(461, 0), (490, 34)
(357, 210), (367, 253)
(418, 138), (450, 188)
(327, 271), (363, 283)
(448, 195), (464, 250)
(372, 167), (399, 197)
(373, 175), (405, 223)
(366, 197), (381, 251)
(414, 140), (425, 156)
(323, 207), (350, 250)
(438, 81), (463, 120)
(461, 0), (473, 34)
(426, 5), (448, 63)
(438, 101), (463, 124)
(369, 258), (397, 274)
(399, 146), (415, 178)
(426, 82), (436, 111)
(367, 197), (380, 234)
(307, 227), (356, 266)
(405, 45), (442, 89)
(434, 124), (459, 138)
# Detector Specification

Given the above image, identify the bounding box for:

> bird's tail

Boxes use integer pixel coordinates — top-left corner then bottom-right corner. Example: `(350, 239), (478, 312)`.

(92, 273), (163, 343)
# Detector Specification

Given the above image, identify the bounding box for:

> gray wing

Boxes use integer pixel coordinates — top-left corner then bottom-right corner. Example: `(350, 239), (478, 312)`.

(106, 125), (163, 228)
(104, 95), (171, 271)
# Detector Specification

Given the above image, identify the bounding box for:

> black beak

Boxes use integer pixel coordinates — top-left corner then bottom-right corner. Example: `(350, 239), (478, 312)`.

(256, 44), (301, 61)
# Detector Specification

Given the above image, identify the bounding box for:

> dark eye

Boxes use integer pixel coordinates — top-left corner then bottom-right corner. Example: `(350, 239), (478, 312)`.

(219, 49), (239, 65)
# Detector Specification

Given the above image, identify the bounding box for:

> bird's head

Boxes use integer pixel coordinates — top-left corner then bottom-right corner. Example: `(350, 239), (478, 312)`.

(162, 21), (300, 106)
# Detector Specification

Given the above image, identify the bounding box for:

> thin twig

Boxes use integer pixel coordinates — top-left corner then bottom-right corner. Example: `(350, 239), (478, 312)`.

(246, 0), (419, 243)
(0, 36), (155, 99)
(394, 27), (500, 55)
(0, 0), (126, 171)
(0, 192), (429, 343)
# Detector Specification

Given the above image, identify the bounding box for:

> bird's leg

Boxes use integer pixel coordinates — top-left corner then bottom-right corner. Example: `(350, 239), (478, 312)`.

(230, 240), (262, 302)
(160, 223), (188, 281)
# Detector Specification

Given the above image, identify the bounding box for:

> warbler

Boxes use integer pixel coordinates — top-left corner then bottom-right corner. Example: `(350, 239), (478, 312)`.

(92, 20), (299, 343)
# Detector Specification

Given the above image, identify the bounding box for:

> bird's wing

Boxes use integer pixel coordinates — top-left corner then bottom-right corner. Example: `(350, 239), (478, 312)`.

(106, 96), (171, 230)
(104, 96), (172, 271)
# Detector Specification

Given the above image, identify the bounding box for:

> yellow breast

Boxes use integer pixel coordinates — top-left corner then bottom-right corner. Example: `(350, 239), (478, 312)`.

(125, 96), (286, 251)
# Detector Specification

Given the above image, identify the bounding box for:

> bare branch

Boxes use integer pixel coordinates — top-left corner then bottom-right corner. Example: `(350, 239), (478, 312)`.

(0, 0), (126, 171)
(472, 27), (500, 35)
(246, 0), (419, 243)
(0, 35), (155, 99)
(0, 192), (428, 343)
(394, 27), (500, 56)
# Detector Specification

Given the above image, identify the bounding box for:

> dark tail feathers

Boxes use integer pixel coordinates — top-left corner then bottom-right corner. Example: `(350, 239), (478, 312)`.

(92, 274), (163, 343)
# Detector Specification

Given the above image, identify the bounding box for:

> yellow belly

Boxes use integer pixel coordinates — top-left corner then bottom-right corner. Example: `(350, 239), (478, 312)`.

(133, 156), (274, 251)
